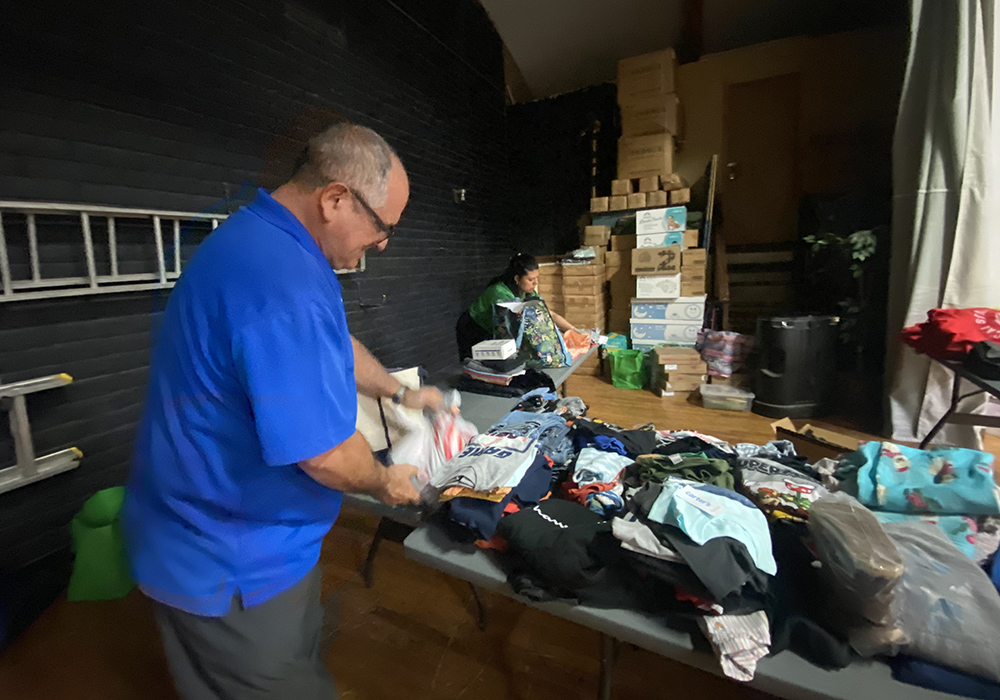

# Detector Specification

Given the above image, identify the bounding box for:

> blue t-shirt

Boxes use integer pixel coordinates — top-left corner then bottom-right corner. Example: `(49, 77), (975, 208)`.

(124, 188), (357, 616)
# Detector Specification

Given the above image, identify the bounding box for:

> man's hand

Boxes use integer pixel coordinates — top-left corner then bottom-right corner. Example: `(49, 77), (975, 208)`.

(401, 386), (449, 413)
(375, 463), (421, 506)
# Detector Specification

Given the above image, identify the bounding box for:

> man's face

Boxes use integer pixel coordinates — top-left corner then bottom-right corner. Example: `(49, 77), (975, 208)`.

(315, 160), (409, 270)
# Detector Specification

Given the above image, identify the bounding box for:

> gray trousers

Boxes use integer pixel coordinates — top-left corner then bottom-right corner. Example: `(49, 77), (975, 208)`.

(153, 566), (337, 700)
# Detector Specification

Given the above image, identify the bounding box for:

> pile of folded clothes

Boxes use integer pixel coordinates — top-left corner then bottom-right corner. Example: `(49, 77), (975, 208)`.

(419, 396), (1000, 694)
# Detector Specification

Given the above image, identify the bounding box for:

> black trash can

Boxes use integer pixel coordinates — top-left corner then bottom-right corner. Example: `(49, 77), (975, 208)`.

(751, 315), (839, 418)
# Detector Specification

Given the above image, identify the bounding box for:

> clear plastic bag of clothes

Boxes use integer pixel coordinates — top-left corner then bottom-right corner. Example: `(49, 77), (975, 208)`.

(807, 492), (905, 630)
(389, 408), (478, 491)
(867, 521), (1000, 682)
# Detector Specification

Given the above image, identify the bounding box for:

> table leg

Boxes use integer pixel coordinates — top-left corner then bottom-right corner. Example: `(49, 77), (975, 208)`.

(919, 371), (963, 449)
(361, 518), (415, 588)
(597, 634), (619, 700)
(469, 583), (488, 630)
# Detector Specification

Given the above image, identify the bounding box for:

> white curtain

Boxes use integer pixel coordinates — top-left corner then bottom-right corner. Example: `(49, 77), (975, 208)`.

(888, 0), (1000, 447)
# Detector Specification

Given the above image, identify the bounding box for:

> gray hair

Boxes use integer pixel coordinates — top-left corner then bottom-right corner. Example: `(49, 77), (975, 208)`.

(291, 123), (397, 207)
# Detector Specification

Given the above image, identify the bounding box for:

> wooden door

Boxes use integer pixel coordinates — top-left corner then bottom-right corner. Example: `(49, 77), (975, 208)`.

(721, 74), (800, 245)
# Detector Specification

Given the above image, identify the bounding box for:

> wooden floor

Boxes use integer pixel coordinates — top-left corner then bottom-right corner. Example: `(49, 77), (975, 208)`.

(2, 374), (997, 700)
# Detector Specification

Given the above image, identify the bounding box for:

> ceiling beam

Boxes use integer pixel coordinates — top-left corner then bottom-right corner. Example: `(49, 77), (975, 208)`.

(676, 0), (704, 64)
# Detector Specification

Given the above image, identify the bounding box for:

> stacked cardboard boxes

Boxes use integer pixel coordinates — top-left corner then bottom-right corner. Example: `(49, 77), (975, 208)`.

(650, 347), (708, 399)
(617, 49), (677, 182)
(562, 262), (606, 331)
(536, 261), (564, 316)
(614, 204), (708, 351)
(606, 234), (636, 334)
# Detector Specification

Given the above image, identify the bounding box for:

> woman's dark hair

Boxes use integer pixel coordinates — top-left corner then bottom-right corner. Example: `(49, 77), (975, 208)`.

(489, 253), (538, 291)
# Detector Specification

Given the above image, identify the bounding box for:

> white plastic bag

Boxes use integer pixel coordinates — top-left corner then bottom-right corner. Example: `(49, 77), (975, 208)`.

(390, 411), (478, 490)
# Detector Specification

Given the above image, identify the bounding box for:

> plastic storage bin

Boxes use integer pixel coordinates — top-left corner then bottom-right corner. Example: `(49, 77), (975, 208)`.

(700, 384), (755, 412)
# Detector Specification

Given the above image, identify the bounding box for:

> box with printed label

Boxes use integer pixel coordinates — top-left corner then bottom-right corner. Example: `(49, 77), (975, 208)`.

(635, 273), (681, 299)
(472, 339), (517, 361)
(630, 296), (706, 322)
(617, 49), (676, 101)
(630, 318), (701, 344)
(617, 134), (674, 180)
(621, 93), (679, 136)
(630, 245), (681, 275)
(682, 248), (707, 266)
(635, 206), (687, 235)
(637, 231), (684, 249)
(634, 341), (696, 354)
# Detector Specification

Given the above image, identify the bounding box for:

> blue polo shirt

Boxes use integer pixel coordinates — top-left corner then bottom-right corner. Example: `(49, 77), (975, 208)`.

(124, 188), (357, 616)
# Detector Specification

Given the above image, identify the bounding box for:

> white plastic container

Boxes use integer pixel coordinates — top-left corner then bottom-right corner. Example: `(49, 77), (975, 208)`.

(700, 383), (755, 412)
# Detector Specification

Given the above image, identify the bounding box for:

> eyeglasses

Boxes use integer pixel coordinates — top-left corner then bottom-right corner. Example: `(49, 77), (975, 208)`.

(348, 188), (395, 240)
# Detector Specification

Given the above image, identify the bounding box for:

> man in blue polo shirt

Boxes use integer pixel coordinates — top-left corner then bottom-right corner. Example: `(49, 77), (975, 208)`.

(124, 124), (443, 699)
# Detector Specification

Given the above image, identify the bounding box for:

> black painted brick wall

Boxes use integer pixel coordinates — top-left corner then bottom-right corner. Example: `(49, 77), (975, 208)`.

(506, 84), (619, 256)
(0, 0), (511, 579)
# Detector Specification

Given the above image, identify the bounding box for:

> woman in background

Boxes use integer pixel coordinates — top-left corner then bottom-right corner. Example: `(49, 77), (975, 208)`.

(456, 253), (575, 360)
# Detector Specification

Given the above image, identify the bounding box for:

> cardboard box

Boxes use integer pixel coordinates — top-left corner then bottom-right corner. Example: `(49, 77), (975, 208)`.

(611, 179), (634, 196)
(636, 206), (687, 235)
(472, 339), (517, 361)
(563, 263), (606, 277)
(682, 248), (707, 266)
(583, 225), (611, 247)
(681, 266), (707, 284)
(771, 418), (860, 462)
(564, 275), (606, 290)
(590, 196), (609, 213)
(610, 234), (637, 251)
(627, 192), (647, 210)
(605, 251), (624, 267)
(637, 231), (684, 249)
(638, 175), (660, 192)
(564, 293), (605, 306)
(566, 311), (605, 323)
(631, 245), (681, 275)
(661, 361), (708, 375)
(621, 93), (679, 137)
(662, 375), (708, 392)
(617, 48), (676, 101)
(609, 195), (629, 211)
(647, 190), (668, 207)
(669, 187), (691, 205)
(635, 273), (680, 299)
(632, 296), (706, 322)
(661, 173), (684, 191)
(654, 346), (700, 362)
(681, 283), (706, 297)
(683, 230), (699, 249)
(617, 134), (674, 180)
(630, 318), (701, 344)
